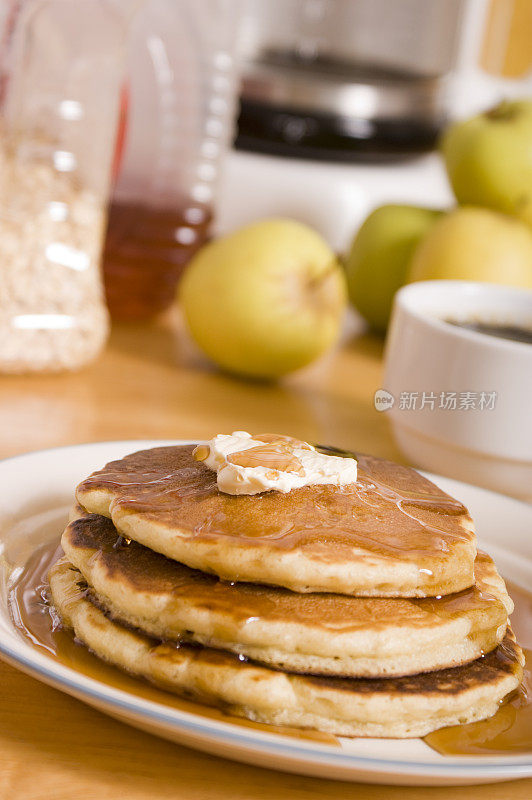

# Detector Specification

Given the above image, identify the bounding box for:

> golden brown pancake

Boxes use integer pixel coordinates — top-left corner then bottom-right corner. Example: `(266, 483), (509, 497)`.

(76, 445), (476, 597)
(62, 513), (510, 678)
(49, 558), (523, 739)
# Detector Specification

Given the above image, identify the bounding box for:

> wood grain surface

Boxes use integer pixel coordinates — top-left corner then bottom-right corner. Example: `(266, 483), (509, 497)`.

(1, 310), (530, 799)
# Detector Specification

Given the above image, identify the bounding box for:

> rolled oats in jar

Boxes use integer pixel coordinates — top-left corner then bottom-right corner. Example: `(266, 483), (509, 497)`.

(0, 0), (127, 373)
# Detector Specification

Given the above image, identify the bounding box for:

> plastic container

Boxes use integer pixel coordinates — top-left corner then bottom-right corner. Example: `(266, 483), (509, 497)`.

(102, 0), (240, 320)
(0, 0), (127, 373)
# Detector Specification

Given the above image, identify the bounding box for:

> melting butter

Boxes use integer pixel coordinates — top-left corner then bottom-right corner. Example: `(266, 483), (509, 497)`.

(194, 432), (358, 496)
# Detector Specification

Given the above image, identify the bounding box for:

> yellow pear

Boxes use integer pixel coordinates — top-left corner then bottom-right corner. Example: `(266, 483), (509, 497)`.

(180, 219), (347, 379)
(408, 207), (532, 288)
(345, 204), (442, 332)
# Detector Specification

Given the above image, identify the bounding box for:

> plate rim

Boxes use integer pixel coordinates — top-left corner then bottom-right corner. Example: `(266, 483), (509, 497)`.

(1, 438), (531, 780)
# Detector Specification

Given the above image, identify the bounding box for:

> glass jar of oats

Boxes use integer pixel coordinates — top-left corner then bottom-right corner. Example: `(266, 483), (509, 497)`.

(0, 0), (129, 373)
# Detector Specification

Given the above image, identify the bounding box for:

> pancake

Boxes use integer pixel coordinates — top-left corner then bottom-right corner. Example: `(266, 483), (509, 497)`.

(62, 513), (511, 678)
(76, 445), (476, 597)
(69, 502), (87, 522)
(49, 558), (523, 739)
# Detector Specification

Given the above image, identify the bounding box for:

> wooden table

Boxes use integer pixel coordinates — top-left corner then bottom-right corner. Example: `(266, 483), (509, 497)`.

(0, 311), (530, 800)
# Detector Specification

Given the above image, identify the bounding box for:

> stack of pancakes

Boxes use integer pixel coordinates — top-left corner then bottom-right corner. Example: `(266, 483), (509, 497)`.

(49, 443), (524, 738)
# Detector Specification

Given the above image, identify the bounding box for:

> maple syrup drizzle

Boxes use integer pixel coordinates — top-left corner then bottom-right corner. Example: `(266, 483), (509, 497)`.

(194, 434), (314, 475)
(228, 443), (305, 476)
(6, 537), (532, 756)
(192, 445), (210, 462)
(62, 515), (505, 637)
(254, 434), (313, 448)
(77, 446), (474, 576)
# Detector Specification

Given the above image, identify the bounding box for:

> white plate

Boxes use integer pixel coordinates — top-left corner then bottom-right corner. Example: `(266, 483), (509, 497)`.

(0, 440), (531, 787)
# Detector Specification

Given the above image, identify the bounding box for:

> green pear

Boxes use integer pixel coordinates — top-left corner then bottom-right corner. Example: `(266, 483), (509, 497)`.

(344, 205), (442, 332)
(180, 218), (347, 380)
(407, 206), (532, 288)
(441, 99), (532, 226)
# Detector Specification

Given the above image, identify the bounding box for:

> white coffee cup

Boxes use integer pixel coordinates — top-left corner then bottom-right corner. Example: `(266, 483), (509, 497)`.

(382, 281), (532, 501)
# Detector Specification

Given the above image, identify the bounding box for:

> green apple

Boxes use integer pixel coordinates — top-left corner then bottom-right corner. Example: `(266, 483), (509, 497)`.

(441, 99), (532, 226)
(344, 204), (442, 332)
(407, 206), (532, 288)
(179, 218), (347, 379)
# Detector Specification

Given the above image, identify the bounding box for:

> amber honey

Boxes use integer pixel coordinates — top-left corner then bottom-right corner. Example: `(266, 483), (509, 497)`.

(102, 201), (212, 321)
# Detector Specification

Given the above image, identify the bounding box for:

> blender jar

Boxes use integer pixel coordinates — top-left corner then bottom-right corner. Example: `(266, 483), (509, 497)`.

(0, 0), (127, 373)
(102, 0), (240, 320)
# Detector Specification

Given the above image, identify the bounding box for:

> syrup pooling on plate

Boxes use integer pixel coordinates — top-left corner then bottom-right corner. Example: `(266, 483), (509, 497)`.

(425, 582), (532, 756)
(7, 538), (339, 746)
(7, 538), (531, 754)
(7, 539), (64, 654)
(77, 446), (474, 567)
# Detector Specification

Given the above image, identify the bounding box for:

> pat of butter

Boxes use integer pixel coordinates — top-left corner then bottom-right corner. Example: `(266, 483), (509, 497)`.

(194, 431), (357, 496)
